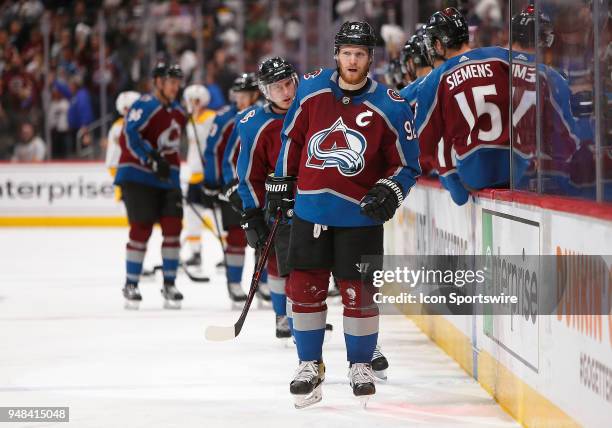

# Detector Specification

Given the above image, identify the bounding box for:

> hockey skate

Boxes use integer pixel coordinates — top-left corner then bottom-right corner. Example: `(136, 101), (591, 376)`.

(256, 282), (272, 308)
(276, 315), (291, 344)
(290, 361), (325, 409)
(122, 283), (142, 310)
(184, 252), (201, 268)
(161, 283), (183, 309)
(348, 363), (376, 408)
(371, 345), (389, 381)
(227, 282), (247, 309)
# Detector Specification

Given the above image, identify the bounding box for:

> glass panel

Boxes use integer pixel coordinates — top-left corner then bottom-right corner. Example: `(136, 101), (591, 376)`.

(537, 0), (597, 200)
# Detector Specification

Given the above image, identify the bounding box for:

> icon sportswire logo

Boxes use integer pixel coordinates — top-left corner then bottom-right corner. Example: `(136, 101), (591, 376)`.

(306, 117), (367, 176)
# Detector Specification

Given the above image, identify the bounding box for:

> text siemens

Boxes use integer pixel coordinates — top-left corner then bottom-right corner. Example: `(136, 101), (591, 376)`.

(446, 63), (494, 91)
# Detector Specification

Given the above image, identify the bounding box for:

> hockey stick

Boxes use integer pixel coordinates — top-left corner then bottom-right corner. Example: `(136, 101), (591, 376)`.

(205, 211), (281, 341)
(141, 263), (210, 282)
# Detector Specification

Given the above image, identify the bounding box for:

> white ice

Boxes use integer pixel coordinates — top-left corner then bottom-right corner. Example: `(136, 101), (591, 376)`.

(0, 227), (519, 428)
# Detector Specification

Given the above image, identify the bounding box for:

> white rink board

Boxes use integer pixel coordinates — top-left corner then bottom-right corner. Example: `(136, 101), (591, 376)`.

(389, 182), (612, 427)
(0, 162), (124, 217)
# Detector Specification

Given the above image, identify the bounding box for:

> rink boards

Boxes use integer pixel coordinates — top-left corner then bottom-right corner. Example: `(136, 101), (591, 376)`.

(386, 179), (612, 428)
(0, 162), (197, 226)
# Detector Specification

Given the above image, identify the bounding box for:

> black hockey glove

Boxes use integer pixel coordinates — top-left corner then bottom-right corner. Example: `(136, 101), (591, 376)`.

(147, 151), (170, 181)
(265, 175), (296, 220)
(360, 178), (405, 223)
(200, 183), (220, 209)
(240, 208), (269, 249)
(221, 178), (243, 212)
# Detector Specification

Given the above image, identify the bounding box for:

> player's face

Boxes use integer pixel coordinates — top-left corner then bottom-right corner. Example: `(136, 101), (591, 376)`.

(267, 77), (296, 110)
(337, 46), (370, 85)
(160, 77), (181, 102)
(235, 90), (259, 111)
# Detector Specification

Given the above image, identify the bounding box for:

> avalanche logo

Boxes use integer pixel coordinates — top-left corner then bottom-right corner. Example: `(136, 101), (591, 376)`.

(306, 117), (367, 176)
(157, 119), (181, 152)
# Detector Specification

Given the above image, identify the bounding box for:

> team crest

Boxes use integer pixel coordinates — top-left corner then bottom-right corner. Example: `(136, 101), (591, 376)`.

(157, 119), (181, 152)
(306, 117), (367, 176)
(387, 89), (404, 102)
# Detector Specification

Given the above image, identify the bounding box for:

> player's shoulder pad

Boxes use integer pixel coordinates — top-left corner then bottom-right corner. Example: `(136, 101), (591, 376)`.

(125, 94), (159, 123)
(111, 117), (124, 128)
(512, 50), (535, 63)
(295, 68), (335, 103)
(368, 80), (413, 120)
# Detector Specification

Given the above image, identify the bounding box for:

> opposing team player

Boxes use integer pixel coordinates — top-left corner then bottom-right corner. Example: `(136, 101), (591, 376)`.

(203, 73), (260, 303)
(268, 22), (420, 407)
(105, 90), (140, 199)
(234, 57), (298, 340)
(182, 84), (216, 268)
(114, 63), (187, 309)
(416, 8), (512, 205)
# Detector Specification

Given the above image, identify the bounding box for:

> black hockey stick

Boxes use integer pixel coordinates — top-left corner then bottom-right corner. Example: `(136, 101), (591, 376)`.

(205, 211), (281, 341)
(142, 263), (210, 283)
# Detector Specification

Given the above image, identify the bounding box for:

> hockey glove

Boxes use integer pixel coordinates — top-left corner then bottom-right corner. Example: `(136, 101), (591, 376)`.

(147, 151), (171, 181)
(240, 208), (269, 249)
(221, 178), (243, 212)
(265, 175), (296, 220)
(360, 178), (405, 223)
(200, 183), (220, 209)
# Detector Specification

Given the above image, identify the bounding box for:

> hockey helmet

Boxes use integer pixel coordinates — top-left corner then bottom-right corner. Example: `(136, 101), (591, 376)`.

(151, 62), (184, 79)
(511, 4), (554, 49)
(257, 57), (298, 101)
(231, 73), (259, 92)
(400, 34), (431, 80)
(423, 7), (469, 63)
(183, 84), (211, 113)
(334, 21), (377, 55)
(115, 91), (140, 116)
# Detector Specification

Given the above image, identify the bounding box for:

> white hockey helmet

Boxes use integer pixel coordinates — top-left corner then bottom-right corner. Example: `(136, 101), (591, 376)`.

(183, 84), (211, 113)
(115, 91), (140, 116)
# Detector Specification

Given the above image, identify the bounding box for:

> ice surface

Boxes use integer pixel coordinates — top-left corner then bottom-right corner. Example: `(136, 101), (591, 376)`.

(0, 227), (519, 428)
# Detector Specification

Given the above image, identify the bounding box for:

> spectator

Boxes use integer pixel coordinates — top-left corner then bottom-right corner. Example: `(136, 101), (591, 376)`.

(12, 121), (45, 162)
(68, 75), (94, 155)
(48, 84), (70, 158)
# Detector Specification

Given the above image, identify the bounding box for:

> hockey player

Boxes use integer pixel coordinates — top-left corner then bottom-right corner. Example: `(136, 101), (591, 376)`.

(267, 22), (420, 407)
(183, 84), (216, 267)
(234, 57), (298, 340)
(115, 63), (187, 309)
(383, 58), (405, 91)
(105, 90), (140, 200)
(509, 5), (581, 194)
(204, 73), (260, 303)
(415, 7), (513, 206)
(399, 33), (432, 112)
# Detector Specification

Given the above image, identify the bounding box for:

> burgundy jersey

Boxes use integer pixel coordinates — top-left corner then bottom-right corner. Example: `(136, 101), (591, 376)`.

(416, 46), (513, 205)
(115, 94), (187, 189)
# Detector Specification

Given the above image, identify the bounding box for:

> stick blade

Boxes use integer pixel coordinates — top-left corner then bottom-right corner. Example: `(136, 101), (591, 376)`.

(205, 325), (237, 341)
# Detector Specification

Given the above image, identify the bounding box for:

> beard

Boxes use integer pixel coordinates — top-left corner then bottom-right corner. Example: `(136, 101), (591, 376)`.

(338, 64), (369, 85)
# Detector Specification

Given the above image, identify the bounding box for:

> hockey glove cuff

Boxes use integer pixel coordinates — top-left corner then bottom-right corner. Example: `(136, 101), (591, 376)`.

(221, 178), (243, 212)
(200, 183), (220, 209)
(240, 208), (270, 249)
(147, 151), (171, 181)
(265, 175), (296, 220)
(359, 178), (404, 223)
